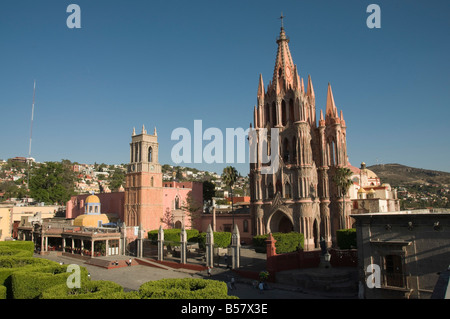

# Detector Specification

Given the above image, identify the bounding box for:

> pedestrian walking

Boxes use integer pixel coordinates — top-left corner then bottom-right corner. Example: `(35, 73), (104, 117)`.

(258, 281), (264, 294)
(231, 277), (236, 290)
(207, 266), (212, 277)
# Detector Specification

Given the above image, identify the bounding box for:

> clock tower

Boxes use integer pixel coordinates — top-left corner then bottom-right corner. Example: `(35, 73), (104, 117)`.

(124, 125), (163, 232)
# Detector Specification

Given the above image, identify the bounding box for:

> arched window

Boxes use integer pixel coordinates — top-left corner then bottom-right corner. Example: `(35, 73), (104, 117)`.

(150, 177), (154, 187)
(276, 180), (282, 194)
(134, 144), (138, 163)
(148, 147), (153, 162)
(281, 100), (287, 126)
(175, 196), (180, 209)
(268, 183), (274, 199)
(265, 103), (270, 124)
(289, 99), (294, 123)
(271, 102), (277, 126)
(243, 220), (249, 233)
(291, 137), (297, 164)
(283, 138), (290, 162)
(285, 183), (292, 198)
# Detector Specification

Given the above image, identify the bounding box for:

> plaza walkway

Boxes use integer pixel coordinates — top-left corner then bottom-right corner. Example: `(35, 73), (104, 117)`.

(35, 246), (357, 299)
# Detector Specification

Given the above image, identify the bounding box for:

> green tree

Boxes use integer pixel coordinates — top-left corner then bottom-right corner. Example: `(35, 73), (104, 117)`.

(181, 191), (203, 227)
(202, 180), (216, 202)
(222, 166), (238, 226)
(29, 161), (75, 205)
(108, 168), (125, 191)
(332, 167), (353, 229)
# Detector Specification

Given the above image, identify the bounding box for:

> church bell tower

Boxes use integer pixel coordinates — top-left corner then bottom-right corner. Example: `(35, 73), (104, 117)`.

(124, 125), (163, 232)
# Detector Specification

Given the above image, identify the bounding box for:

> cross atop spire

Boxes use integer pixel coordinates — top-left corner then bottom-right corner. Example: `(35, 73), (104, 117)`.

(279, 12), (286, 29)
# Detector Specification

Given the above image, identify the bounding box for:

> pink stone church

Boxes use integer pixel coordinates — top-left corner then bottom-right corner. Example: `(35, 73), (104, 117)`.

(249, 22), (352, 250)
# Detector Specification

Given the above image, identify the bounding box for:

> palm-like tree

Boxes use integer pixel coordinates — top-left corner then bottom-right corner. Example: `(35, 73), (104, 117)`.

(222, 166), (238, 227)
(332, 167), (353, 229)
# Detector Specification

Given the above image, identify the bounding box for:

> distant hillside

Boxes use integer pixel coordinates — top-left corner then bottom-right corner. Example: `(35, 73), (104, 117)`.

(367, 164), (450, 187)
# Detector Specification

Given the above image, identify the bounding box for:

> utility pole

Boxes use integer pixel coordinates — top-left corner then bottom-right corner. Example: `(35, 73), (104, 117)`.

(27, 80), (36, 195)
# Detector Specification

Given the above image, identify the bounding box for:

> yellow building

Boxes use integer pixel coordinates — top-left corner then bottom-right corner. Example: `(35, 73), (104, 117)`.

(73, 193), (109, 227)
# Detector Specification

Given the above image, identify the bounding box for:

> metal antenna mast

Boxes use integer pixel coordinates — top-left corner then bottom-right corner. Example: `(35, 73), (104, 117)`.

(27, 80), (36, 192)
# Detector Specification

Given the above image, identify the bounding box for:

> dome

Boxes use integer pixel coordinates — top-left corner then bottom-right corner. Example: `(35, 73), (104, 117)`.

(365, 169), (378, 179)
(85, 194), (100, 204)
(358, 187), (366, 193)
(368, 188), (376, 194)
(73, 213), (109, 227)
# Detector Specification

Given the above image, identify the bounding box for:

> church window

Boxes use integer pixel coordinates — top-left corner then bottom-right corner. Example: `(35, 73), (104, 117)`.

(175, 196), (180, 209)
(276, 180), (282, 194)
(151, 177), (154, 187)
(384, 255), (404, 288)
(268, 183), (274, 199)
(271, 102), (277, 125)
(283, 138), (290, 162)
(285, 183), (292, 199)
(289, 99), (294, 123)
(243, 220), (249, 232)
(265, 103), (270, 124)
(292, 137), (297, 164)
(281, 100), (287, 126)
(148, 147), (153, 162)
(135, 144), (139, 163)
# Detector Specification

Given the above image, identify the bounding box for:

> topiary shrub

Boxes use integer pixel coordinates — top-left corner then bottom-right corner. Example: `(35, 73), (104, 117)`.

(0, 241), (34, 253)
(336, 228), (357, 249)
(197, 232), (232, 249)
(10, 264), (90, 299)
(139, 278), (236, 299)
(0, 248), (33, 258)
(148, 229), (200, 244)
(252, 232), (304, 254)
(0, 257), (60, 287)
(40, 280), (124, 299)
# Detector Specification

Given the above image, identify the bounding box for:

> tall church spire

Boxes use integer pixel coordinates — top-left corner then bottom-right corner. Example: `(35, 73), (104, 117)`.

(326, 83), (337, 118)
(272, 15), (295, 91)
(307, 75), (315, 99)
(257, 73), (265, 99)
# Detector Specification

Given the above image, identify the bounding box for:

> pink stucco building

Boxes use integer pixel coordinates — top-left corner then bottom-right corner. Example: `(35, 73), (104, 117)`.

(66, 127), (203, 234)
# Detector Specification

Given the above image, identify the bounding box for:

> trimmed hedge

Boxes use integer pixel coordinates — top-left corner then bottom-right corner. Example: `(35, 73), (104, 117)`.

(197, 232), (232, 249)
(0, 241), (34, 253)
(40, 280), (124, 299)
(11, 264), (90, 299)
(0, 257), (61, 286)
(0, 247), (33, 258)
(139, 278), (236, 299)
(252, 232), (304, 254)
(148, 229), (200, 244)
(336, 229), (357, 249)
(0, 285), (6, 299)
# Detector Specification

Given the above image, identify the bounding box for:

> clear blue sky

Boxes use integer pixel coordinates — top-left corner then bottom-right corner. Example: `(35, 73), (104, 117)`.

(1, 0), (449, 175)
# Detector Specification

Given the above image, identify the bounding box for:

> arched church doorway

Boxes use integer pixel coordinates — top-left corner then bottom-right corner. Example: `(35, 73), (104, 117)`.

(269, 210), (294, 233)
(313, 219), (319, 249)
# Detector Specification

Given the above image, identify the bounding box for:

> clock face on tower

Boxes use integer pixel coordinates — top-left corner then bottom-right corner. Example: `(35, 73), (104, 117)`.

(150, 165), (154, 171)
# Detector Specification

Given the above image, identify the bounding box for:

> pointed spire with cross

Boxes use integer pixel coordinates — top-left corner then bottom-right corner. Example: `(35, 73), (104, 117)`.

(279, 12), (286, 29)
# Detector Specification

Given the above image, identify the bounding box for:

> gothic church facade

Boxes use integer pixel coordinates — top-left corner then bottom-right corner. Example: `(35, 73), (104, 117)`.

(249, 25), (352, 250)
